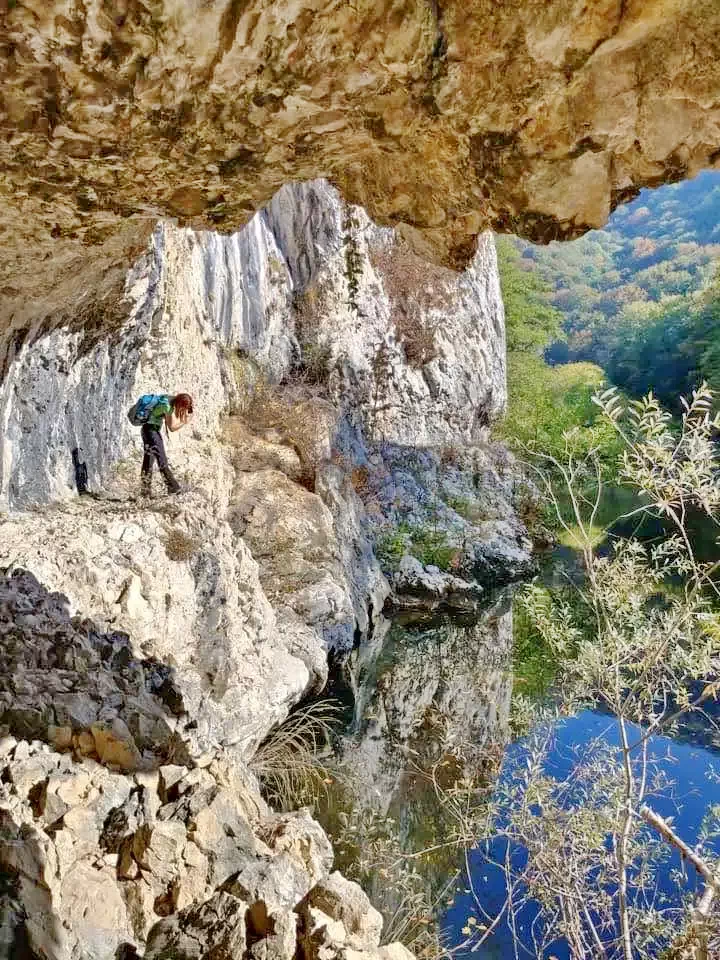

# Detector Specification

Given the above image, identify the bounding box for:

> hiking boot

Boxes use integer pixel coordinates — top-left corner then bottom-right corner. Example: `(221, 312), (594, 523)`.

(161, 468), (181, 495)
(140, 475), (153, 499)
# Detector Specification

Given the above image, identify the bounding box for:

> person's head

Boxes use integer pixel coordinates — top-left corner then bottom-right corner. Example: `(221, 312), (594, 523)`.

(173, 393), (194, 419)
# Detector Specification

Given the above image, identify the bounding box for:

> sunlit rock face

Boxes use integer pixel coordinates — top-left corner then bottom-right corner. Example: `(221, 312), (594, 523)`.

(2, 0), (720, 333)
(0, 180), (504, 511)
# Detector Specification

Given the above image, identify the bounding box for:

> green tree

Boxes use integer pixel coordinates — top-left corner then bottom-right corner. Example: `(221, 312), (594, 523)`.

(470, 387), (720, 960)
(495, 237), (563, 353)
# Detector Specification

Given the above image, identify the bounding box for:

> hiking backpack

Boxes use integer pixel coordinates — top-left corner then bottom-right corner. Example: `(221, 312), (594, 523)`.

(127, 394), (168, 427)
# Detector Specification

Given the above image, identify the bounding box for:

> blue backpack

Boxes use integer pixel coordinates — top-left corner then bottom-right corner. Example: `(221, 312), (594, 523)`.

(127, 394), (168, 427)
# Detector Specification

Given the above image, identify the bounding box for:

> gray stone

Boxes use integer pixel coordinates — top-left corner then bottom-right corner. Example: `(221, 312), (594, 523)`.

(306, 872), (383, 950)
(226, 852), (313, 915)
(144, 891), (248, 960)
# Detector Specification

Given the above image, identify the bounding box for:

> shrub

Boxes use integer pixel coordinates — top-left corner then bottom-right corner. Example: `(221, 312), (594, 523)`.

(370, 240), (455, 368)
(376, 526), (411, 569)
(444, 494), (491, 522)
(514, 482), (554, 545)
(165, 528), (198, 562)
(350, 465), (370, 495)
(293, 283), (334, 385)
(439, 445), (462, 468)
(376, 522), (459, 572)
(226, 357), (333, 487)
(249, 700), (340, 810)
(408, 525), (459, 571)
(342, 207), (364, 315)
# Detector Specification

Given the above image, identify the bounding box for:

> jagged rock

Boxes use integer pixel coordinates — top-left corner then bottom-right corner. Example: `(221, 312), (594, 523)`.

(225, 852), (314, 916)
(247, 908), (297, 960)
(273, 608), (329, 695)
(467, 519), (537, 585)
(306, 872), (384, 951)
(0, 519), (321, 761)
(158, 765), (187, 802)
(191, 794), (257, 888)
(230, 467), (356, 647)
(298, 906), (347, 960)
(0, 738), (355, 960)
(143, 891), (248, 960)
(0, 568), (186, 769)
(364, 441), (534, 592)
(260, 810), (334, 889)
(392, 555), (481, 609)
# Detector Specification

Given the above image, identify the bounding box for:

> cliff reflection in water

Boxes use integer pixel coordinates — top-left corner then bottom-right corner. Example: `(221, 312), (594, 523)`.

(320, 595), (515, 944)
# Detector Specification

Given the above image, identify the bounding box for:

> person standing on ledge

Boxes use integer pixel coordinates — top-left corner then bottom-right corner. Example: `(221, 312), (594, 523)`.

(129, 392), (194, 497)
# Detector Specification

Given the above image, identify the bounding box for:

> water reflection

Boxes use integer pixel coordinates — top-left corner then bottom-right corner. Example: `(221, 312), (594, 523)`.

(442, 711), (720, 959)
(322, 595), (516, 944)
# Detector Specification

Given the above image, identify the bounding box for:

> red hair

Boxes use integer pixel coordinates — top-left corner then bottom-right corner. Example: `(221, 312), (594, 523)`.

(173, 393), (194, 416)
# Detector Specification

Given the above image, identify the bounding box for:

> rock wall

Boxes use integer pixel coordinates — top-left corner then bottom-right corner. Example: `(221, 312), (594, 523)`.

(0, 180), (518, 959)
(0, 179), (505, 512)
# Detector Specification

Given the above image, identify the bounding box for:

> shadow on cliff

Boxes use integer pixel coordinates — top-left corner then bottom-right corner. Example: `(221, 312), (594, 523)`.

(0, 566), (192, 772)
(0, 810), (62, 960)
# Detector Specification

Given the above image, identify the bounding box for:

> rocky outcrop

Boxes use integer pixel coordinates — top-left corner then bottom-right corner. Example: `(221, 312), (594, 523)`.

(1, 180), (503, 511)
(361, 439), (535, 606)
(0, 567), (427, 960)
(3, 0), (720, 339)
(0, 181), (522, 958)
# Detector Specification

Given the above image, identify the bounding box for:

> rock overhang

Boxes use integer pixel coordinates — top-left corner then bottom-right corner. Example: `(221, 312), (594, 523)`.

(2, 0), (720, 332)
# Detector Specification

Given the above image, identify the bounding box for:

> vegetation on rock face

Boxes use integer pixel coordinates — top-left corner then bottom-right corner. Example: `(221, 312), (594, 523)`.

(376, 521), (459, 573)
(370, 240), (455, 368)
(226, 350), (331, 487)
(165, 527), (199, 562)
(250, 700), (340, 811)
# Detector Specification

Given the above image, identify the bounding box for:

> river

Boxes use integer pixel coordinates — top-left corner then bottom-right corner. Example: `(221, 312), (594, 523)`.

(443, 708), (720, 958)
(322, 576), (720, 959)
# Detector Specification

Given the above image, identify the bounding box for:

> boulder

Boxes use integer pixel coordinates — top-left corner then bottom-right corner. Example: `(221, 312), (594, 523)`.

(306, 872), (383, 951)
(143, 892), (248, 960)
(393, 555), (481, 609)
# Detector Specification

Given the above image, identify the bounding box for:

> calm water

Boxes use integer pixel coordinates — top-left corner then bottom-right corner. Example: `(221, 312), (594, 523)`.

(325, 575), (719, 959)
(442, 709), (720, 959)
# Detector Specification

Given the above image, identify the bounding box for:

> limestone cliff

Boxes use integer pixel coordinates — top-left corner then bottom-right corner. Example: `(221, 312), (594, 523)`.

(3, 0), (720, 339)
(0, 181), (523, 959)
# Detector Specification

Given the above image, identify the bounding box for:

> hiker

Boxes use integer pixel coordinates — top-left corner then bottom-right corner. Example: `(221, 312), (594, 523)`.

(128, 392), (194, 497)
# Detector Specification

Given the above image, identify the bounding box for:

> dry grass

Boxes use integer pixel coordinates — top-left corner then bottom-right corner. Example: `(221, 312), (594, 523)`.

(165, 527), (199, 561)
(351, 465), (370, 495)
(293, 282), (334, 384)
(370, 240), (456, 368)
(439, 446), (462, 468)
(249, 700), (341, 810)
(227, 357), (334, 488)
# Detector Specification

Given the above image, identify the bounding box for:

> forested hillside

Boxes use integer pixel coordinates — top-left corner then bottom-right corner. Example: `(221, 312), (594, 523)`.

(509, 171), (720, 406)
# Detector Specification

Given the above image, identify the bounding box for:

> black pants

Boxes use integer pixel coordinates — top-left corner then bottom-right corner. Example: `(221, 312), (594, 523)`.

(141, 425), (179, 492)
